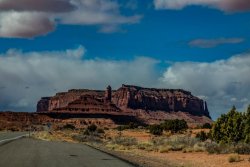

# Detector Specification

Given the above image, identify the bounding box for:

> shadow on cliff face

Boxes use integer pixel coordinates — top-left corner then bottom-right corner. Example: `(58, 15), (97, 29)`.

(38, 112), (146, 126)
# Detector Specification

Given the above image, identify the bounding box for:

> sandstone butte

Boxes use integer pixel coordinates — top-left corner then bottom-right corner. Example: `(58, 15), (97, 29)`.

(36, 84), (212, 125)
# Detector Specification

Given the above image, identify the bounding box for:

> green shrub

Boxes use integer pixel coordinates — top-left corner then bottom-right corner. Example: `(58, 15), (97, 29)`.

(117, 125), (126, 131)
(127, 122), (139, 129)
(62, 124), (76, 130)
(210, 105), (250, 144)
(205, 142), (237, 154)
(149, 124), (163, 135)
(83, 129), (90, 136)
(161, 119), (188, 133)
(196, 131), (209, 141)
(205, 142), (224, 154)
(87, 124), (97, 132)
(202, 123), (212, 129)
(234, 143), (250, 154)
(116, 122), (139, 131)
(97, 128), (105, 133)
(244, 106), (250, 143)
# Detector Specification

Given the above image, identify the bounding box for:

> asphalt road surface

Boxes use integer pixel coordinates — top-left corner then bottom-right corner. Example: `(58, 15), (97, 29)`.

(0, 132), (28, 142)
(0, 137), (134, 167)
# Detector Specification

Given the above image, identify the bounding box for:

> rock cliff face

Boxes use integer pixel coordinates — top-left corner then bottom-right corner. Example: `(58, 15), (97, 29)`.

(48, 89), (104, 111)
(36, 97), (51, 112)
(112, 85), (210, 118)
(37, 84), (211, 123)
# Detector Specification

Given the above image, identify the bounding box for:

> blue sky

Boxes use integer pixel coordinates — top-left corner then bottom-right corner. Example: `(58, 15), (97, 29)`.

(0, 1), (250, 62)
(0, 0), (250, 119)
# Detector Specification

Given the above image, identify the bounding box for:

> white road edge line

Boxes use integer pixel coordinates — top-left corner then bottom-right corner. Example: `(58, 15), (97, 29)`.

(0, 134), (28, 143)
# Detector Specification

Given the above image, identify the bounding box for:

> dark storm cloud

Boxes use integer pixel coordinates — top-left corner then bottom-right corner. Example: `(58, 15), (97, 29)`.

(0, 0), (75, 13)
(0, 0), (142, 38)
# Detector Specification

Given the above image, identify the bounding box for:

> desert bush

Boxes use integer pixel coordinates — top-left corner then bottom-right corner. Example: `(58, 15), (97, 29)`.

(105, 143), (128, 150)
(202, 123), (212, 129)
(205, 142), (222, 154)
(234, 143), (250, 154)
(150, 135), (202, 152)
(127, 122), (139, 129)
(112, 137), (138, 146)
(196, 131), (209, 141)
(83, 129), (90, 136)
(62, 124), (76, 130)
(117, 122), (139, 131)
(87, 124), (97, 132)
(149, 124), (163, 135)
(148, 119), (188, 136)
(161, 119), (188, 133)
(244, 106), (250, 143)
(137, 142), (159, 151)
(205, 142), (238, 154)
(97, 128), (105, 133)
(165, 136), (199, 151)
(72, 134), (102, 143)
(212, 105), (250, 144)
(193, 143), (206, 152)
(182, 143), (206, 153)
(205, 142), (250, 154)
(167, 136), (198, 147)
(159, 145), (171, 153)
(228, 154), (241, 163)
(72, 134), (87, 142)
(150, 137), (166, 146)
(117, 126), (125, 131)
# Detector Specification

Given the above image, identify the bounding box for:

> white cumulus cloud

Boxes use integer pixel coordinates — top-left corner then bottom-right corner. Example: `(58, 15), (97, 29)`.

(0, 46), (159, 111)
(159, 53), (250, 118)
(0, 45), (250, 119)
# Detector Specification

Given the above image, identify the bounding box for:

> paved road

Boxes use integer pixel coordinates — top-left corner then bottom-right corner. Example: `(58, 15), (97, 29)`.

(0, 138), (134, 167)
(0, 132), (28, 142)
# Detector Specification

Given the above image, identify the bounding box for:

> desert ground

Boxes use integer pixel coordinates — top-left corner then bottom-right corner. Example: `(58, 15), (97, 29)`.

(31, 126), (250, 167)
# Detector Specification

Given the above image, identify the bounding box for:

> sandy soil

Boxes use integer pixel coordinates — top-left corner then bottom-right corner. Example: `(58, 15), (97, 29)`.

(145, 151), (250, 167)
(98, 147), (250, 167)
(103, 129), (250, 167)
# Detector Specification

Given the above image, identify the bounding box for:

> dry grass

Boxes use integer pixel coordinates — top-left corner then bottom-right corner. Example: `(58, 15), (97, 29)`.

(105, 129), (151, 142)
(33, 131), (77, 142)
(228, 154), (241, 163)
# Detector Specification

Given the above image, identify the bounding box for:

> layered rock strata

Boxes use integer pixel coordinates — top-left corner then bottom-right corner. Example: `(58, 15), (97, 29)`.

(37, 84), (211, 123)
